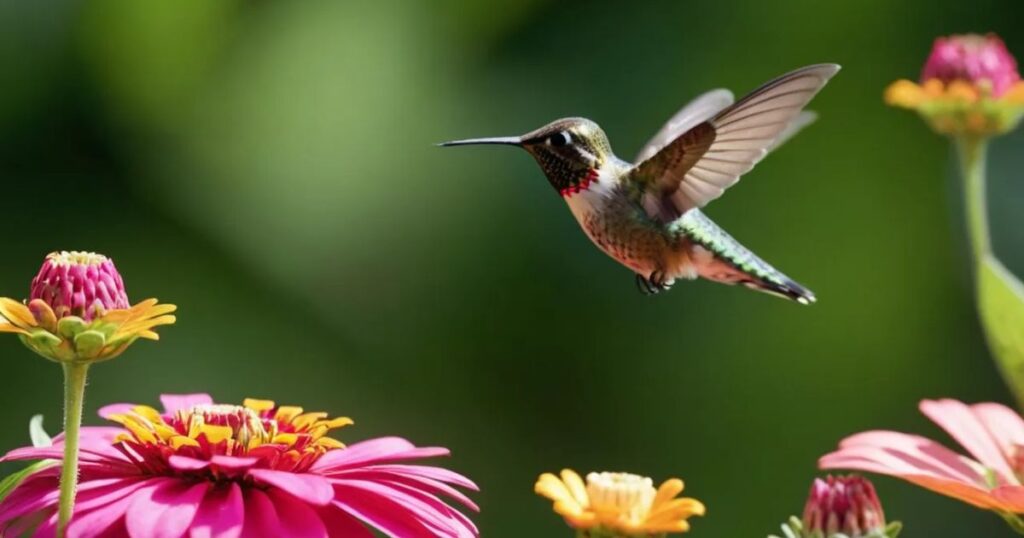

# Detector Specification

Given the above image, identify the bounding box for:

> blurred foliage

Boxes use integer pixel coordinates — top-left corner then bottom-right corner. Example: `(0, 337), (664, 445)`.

(3, 0), (1024, 535)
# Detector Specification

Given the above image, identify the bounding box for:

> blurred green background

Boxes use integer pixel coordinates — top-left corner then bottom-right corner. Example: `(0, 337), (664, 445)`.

(3, 0), (1024, 535)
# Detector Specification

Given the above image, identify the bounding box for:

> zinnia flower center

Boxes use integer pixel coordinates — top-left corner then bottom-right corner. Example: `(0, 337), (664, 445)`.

(107, 399), (352, 479)
(585, 472), (656, 524)
(178, 404), (271, 447)
(46, 251), (109, 266)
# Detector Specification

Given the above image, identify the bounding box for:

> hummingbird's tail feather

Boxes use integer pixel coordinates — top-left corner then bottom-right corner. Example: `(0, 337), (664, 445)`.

(677, 210), (816, 305)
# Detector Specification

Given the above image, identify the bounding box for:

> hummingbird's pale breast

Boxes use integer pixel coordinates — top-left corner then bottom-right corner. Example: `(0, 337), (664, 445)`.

(563, 168), (694, 280)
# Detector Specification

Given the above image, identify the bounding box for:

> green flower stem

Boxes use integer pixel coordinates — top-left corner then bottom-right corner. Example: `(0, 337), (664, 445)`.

(958, 136), (1024, 411)
(1002, 512), (1024, 535)
(956, 137), (990, 261)
(57, 362), (89, 537)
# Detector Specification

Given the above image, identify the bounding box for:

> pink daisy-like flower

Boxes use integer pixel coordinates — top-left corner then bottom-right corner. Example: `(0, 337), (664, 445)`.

(819, 399), (1024, 525)
(0, 394), (479, 537)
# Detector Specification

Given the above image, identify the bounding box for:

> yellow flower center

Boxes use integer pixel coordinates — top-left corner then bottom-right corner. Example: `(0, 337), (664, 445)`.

(585, 472), (656, 524)
(106, 398), (353, 476)
(46, 251), (108, 266)
(178, 404), (271, 447)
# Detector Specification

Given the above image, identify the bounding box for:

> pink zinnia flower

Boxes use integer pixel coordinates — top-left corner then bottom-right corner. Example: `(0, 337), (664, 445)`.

(885, 33), (1024, 137)
(0, 394), (479, 537)
(29, 251), (131, 322)
(820, 399), (1024, 519)
(0, 251), (176, 363)
(922, 34), (1020, 97)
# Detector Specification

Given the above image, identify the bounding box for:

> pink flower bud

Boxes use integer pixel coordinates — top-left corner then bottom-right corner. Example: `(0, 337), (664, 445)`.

(922, 34), (1021, 96)
(802, 475), (886, 537)
(29, 251), (130, 322)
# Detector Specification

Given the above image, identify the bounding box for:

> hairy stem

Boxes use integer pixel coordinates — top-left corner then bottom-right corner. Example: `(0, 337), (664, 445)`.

(57, 362), (88, 537)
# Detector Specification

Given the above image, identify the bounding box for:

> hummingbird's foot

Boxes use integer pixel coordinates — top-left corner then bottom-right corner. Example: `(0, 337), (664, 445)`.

(635, 271), (673, 295)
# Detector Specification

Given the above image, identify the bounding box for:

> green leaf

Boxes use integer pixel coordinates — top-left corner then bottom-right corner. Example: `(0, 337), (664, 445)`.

(29, 415), (51, 448)
(0, 461), (56, 504)
(977, 255), (1024, 408)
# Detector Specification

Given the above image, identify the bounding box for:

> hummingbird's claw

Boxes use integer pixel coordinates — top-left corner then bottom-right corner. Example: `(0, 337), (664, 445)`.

(636, 272), (673, 296)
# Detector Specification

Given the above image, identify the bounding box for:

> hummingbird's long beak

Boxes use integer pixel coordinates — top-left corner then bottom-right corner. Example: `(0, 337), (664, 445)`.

(437, 136), (522, 147)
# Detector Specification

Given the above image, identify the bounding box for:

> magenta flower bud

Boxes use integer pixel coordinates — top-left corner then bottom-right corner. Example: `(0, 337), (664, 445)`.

(802, 475), (886, 537)
(922, 34), (1021, 97)
(29, 251), (130, 322)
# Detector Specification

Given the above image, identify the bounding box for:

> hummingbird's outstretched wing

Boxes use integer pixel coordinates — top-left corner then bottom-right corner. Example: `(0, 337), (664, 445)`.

(629, 64), (840, 222)
(634, 89), (734, 163)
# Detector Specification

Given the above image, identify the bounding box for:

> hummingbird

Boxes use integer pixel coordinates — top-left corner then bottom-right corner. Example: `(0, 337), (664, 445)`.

(441, 64), (839, 304)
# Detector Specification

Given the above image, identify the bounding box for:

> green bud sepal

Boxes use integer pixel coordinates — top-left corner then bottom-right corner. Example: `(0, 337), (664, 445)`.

(771, 516), (902, 538)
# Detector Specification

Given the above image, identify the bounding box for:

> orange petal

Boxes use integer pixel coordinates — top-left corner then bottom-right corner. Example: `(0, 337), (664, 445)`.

(884, 80), (927, 108)
(652, 478), (684, 508)
(0, 320), (29, 335)
(244, 398), (276, 412)
(0, 298), (36, 329)
(560, 469), (589, 509)
(27, 300), (57, 332)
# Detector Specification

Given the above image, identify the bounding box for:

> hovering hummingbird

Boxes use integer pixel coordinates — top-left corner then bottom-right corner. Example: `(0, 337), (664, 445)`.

(441, 64), (839, 304)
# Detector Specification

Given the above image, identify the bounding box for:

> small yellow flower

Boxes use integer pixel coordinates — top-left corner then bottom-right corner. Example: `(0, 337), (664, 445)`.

(0, 251), (175, 363)
(536, 469), (705, 537)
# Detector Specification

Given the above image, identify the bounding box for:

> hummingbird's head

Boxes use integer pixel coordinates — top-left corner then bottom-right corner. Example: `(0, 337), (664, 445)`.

(440, 117), (614, 195)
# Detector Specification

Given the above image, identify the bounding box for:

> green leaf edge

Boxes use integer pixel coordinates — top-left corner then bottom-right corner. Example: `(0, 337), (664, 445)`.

(0, 460), (57, 504)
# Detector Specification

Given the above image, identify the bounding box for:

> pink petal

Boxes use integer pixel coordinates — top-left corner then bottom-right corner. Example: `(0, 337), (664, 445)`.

(0, 476), (59, 524)
(991, 485), (1024, 512)
(375, 480), (477, 537)
(920, 399), (1017, 482)
(333, 471), (477, 511)
(30, 512), (58, 538)
(6, 510), (56, 537)
(0, 475), (133, 524)
(67, 481), (150, 538)
(240, 489), (282, 538)
(52, 426), (125, 445)
(52, 427), (131, 460)
(823, 448), (1009, 510)
(332, 479), (456, 537)
(316, 505), (374, 538)
(125, 479), (208, 538)
(169, 455), (211, 472)
(971, 402), (1024, 467)
(311, 437), (449, 473)
(329, 495), (430, 538)
(99, 403), (138, 419)
(350, 464), (478, 491)
(247, 470), (333, 506)
(160, 394), (213, 415)
(267, 489), (329, 538)
(831, 430), (984, 483)
(2, 445), (123, 466)
(210, 456), (258, 471)
(189, 483), (243, 538)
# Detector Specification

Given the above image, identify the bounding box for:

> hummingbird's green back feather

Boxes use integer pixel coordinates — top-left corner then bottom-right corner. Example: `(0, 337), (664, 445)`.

(672, 210), (816, 304)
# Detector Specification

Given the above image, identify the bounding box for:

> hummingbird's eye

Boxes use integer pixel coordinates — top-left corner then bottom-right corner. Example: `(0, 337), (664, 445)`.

(547, 131), (571, 147)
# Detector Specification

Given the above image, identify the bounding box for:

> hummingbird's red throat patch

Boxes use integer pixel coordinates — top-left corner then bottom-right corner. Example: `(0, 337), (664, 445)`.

(560, 168), (599, 197)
